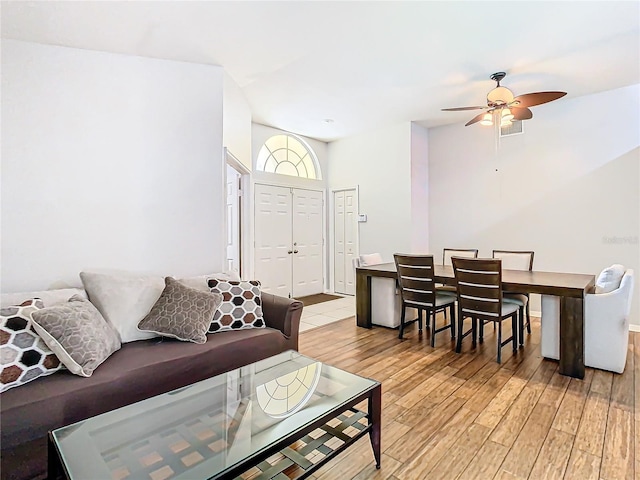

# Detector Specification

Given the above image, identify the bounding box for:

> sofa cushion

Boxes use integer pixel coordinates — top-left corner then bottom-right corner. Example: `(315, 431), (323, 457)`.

(31, 296), (121, 377)
(0, 288), (87, 309)
(80, 271), (164, 343)
(0, 328), (291, 453)
(207, 279), (265, 333)
(138, 277), (223, 344)
(1, 299), (62, 393)
(595, 264), (625, 294)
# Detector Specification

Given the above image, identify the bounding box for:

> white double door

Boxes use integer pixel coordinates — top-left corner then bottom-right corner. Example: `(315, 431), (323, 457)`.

(254, 184), (324, 298)
(334, 189), (358, 295)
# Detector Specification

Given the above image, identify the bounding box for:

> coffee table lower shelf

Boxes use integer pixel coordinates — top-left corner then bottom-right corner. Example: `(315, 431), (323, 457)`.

(48, 384), (381, 480)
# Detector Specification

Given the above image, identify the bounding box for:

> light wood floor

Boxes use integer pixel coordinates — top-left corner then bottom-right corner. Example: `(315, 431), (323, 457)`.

(299, 315), (638, 480)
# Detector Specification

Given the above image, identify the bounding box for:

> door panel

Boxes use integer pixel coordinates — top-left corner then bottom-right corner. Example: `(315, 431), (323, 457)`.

(292, 189), (324, 297)
(254, 184), (292, 298)
(334, 191), (346, 294)
(343, 190), (357, 295)
(226, 165), (241, 273)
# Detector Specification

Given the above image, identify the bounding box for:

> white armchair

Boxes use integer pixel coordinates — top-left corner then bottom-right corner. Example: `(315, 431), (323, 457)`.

(355, 253), (417, 328)
(541, 269), (634, 373)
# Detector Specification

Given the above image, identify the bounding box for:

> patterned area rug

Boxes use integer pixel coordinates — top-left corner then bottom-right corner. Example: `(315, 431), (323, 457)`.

(295, 293), (343, 307)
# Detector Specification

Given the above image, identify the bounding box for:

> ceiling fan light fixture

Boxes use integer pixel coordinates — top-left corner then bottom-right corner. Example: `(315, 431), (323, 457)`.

(480, 113), (494, 126)
(487, 86), (514, 105)
(501, 108), (514, 122)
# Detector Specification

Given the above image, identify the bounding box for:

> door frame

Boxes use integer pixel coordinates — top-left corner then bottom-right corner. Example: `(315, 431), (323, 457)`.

(329, 186), (360, 294)
(253, 182), (327, 297)
(225, 148), (251, 280)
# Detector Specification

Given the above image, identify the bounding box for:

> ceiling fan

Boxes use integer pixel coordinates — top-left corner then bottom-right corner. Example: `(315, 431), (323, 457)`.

(442, 72), (567, 126)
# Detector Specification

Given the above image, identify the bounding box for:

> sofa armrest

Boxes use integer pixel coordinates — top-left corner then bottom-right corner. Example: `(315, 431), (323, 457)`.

(261, 292), (303, 348)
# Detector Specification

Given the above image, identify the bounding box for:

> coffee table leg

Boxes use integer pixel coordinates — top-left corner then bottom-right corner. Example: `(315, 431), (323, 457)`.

(368, 384), (382, 469)
(48, 432), (61, 480)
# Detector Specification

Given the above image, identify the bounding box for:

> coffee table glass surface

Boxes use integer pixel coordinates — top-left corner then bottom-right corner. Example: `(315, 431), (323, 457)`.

(50, 350), (379, 479)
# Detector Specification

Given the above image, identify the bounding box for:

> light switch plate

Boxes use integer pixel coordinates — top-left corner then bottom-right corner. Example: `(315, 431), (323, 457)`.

(357, 214), (367, 222)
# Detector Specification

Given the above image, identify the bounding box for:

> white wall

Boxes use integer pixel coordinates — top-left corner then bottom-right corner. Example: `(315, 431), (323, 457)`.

(428, 84), (640, 326)
(411, 122), (429, 253)
(1, 40), (225, 292)
(328, 122), (413, 263)
(223, 72), (252, 170)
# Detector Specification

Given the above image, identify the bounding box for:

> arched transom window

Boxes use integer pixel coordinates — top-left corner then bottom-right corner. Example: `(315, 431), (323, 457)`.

(256, 134), (320, 180)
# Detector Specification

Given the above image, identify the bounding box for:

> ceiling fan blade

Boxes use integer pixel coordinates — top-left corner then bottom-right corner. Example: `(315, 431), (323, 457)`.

(511, 91), (566, 108)
(511, 107), (533, 120)
(465, 112), (487, 126)
(441, 106), (487, 111)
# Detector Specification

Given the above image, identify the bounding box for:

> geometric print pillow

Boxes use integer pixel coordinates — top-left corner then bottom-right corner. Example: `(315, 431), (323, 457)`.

(207, 280), (265, 333)
(0, 299), (62, 393)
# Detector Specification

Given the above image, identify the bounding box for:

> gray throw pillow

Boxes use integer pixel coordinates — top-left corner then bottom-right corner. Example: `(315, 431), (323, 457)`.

(31, 295), (121, 377)
(138, 277), (223, 344)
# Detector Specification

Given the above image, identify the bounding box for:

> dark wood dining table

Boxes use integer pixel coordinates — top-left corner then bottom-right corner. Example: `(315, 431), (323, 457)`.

(355, 263), (596, 379)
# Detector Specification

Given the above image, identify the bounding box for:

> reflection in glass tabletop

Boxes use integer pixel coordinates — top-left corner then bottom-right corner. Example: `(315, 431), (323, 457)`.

(50, 350), (379, 480)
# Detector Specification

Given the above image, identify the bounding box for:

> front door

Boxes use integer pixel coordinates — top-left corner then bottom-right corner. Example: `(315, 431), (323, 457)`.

(254, 184), (293, 298)
(292, 189), (324, 297)
(254, 184), (324, 298)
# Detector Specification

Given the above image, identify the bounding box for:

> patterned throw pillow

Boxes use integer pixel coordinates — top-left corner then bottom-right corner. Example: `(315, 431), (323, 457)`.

(138, 277), (223, 344)
(207, 280), (265, 333)
(1, 299), (62, 393)
(31, 295), (121, 377)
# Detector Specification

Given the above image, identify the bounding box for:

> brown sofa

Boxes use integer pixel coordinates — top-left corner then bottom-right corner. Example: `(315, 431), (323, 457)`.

(0, 292), (302, 480)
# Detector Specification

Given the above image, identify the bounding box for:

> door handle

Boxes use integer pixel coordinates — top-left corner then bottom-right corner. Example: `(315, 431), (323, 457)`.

(287, 250), (293, 254)
(294, 250), (299, 254)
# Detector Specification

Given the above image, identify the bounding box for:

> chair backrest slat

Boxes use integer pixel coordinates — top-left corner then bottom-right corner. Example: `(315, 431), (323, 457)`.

(452, 257), (503, 321)
(394, 254), (436, 308)
(443, 248), (478, 266)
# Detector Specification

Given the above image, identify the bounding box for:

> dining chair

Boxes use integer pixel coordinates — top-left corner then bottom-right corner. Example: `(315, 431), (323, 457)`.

(437, 248), (479, 296)
(452, 257), (518, 363)
(394, 254), (456, 347)
(492, 250), (534, 346)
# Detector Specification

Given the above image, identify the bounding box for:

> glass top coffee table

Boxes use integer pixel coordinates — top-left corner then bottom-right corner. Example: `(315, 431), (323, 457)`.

(48, 350), (381, 480)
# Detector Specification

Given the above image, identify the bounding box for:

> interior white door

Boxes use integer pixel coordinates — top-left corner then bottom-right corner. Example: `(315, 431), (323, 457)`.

(226, 164), (241, 273)
(334, 188), (357, 295)
(254, 184), (293, 298)
(334, 191), (346, 294)
(292, 189), (324, 297)
(343, 189), (357, 295)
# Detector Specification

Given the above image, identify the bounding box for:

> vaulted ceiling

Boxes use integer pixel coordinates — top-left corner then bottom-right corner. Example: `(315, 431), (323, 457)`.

(2, 1), (639, 141)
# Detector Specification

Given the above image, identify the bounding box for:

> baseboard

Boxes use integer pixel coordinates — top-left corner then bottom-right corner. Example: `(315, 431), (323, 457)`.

(522, 310), (639, 332)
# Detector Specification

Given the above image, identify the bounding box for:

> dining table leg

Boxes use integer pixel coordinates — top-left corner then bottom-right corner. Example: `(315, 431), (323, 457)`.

(559, 296), (585, 379)
(356, 270), (372, 328)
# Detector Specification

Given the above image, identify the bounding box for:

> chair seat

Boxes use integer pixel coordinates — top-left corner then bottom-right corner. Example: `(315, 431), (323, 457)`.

(501, 302), (519, 316)
(503, 293), (528, 306)
(436, 293), (456, 307)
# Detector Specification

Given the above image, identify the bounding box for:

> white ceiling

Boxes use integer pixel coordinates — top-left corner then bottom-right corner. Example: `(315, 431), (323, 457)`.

(2, 1), (639, 142)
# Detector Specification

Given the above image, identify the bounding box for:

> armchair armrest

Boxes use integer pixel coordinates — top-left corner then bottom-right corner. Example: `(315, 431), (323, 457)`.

(261, 292), (303, 349)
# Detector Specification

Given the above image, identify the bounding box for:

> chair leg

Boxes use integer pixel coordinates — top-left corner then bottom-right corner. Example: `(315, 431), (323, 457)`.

(455, 310), (464, 353)
(511, 314), (518, 352)
(398, 304), (406, 339)
(526, 301), (531, 333)
(497, 321), (502, 364)
(449, 304), (455, 339)
(518, 306), (525, 347)
(471, 317), (477, 348)
(479, 320), (484, 343)
(430, 310), (436, 348)
(418, 308), (423, 332)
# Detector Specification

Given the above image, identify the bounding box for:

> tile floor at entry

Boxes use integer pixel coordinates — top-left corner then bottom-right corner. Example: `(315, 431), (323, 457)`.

(299, 295), (356, 332)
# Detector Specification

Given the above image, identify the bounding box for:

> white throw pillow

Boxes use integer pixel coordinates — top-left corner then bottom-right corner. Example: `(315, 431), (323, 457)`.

(177, 271), (241, 292)
(595, 264), (625, 294)
(1, 288), (87, 308)
(80, 271), (165, 343)
(359, 253), (384, 267)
